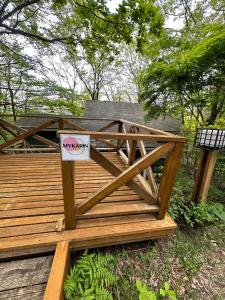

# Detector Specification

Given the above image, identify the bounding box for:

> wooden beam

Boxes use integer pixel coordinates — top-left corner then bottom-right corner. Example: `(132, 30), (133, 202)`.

(77, 143), (175, 214)
(119, 119), (172, 136)
(63, 119), (117, 149)
(136, 129), (158, 196)
(58, 130), (187, 143)
(43, 241), (70, 300)
(0, 118), (57, 150)
(119, 149), (156, 198)
(191, 149), (206, 203)
(61, 161), (76, 230)
(117, 121), (123, 149)
(128, 139), (137, 165)
(1, 114), (118, 122)
(199, 151), (217, 204)
(0, 128), (7, 142)
(0, 119), (60, 150)
(158, 143), (184, 219)
(117, 124), (132, 150)
(58, 118), (64, 130)
(97, 120), (118, 132)
(91, 147), (156, 204)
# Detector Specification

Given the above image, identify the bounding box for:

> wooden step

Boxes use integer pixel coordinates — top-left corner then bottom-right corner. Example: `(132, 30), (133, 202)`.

(0, 215), (176, 258)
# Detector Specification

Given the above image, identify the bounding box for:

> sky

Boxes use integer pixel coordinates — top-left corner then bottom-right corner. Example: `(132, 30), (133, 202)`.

(107, 0), (184, 29)
(106, 0), (122, 12)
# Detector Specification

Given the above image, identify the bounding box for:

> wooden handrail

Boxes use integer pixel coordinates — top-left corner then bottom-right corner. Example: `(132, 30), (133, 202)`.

(120, 119), (173, 136)
(0, 114), (119, 122)
(58, 130), (187, 142)
(63, 119), (117, 149)
(77, 142), (175, 214)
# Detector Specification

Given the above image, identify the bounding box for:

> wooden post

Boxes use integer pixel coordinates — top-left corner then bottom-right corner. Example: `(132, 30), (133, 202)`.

(58, 118), (64, 130)
(192, 149), (217, 204)
(61, 161), (76, 230)
(128, 139), (137, 165)
(158, 143), (184, 219)
(117, 121), (123, 150)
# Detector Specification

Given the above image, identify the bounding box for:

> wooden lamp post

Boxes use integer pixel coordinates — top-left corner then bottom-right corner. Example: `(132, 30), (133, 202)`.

(192, 128), (225, 204)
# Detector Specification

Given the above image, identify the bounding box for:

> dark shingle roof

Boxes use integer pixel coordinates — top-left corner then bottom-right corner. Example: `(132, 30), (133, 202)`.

(85, 101), (181, 133)
(15, 101), (181, 133)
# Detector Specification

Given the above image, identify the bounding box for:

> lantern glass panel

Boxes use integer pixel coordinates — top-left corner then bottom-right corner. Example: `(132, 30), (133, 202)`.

(194, 128), (225, 150)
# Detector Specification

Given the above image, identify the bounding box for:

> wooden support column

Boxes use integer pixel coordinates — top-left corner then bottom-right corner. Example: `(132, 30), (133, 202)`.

(117, 121), (123, 150)
(61, 161), (76, 230)
(44, 241), (70, 300)
(192, 149), (217, 204)
(58, 118), (64, 130)
(128, 139), (137, 165)
(158, 143), (184, 219)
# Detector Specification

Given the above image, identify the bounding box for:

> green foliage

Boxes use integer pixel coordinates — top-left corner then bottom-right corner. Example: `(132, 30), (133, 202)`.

(168, 173), (225, 227)
(136, 280), (177, 300)
(139, 0), (225, 126)
(136, 280), (157, 300)
(159, 282), (177, 300)
(64, 251), (118, 300)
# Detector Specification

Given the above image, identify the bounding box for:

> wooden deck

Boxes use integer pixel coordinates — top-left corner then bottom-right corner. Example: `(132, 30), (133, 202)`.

(0, 153), (176, 259)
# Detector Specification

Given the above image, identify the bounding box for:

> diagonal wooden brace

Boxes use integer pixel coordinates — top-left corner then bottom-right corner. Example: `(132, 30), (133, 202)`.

(0, 118), (59, 150)
(91, 147), (156, 205)
(77, 142), (175, 215)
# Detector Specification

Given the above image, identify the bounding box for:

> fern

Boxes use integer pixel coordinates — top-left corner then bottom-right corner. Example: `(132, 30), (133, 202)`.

(64, 251), (117, 300)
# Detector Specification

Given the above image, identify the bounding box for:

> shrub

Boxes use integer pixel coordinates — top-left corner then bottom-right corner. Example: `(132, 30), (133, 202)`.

(169, 197), (225, 227)
(168, 172), (225, 227)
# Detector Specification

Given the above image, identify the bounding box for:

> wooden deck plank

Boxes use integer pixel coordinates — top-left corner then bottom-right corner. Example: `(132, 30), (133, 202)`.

(0, 215), (176, 253)
(0, 195), (142, 209)
(0, 201), (158, 219)
(0, 214), (156, 238)
(0, 153), (176, 258)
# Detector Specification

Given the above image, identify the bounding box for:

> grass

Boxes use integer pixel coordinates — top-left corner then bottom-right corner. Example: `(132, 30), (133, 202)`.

(69, 224), (225, 299)
(67, 168), (225, 299)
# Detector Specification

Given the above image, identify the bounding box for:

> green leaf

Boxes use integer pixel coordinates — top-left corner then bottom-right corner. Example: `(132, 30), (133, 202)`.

(164, 281), (170, 290)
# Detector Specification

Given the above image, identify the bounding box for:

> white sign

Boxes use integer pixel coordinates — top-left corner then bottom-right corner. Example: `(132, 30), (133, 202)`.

(60, 134), (90, 161)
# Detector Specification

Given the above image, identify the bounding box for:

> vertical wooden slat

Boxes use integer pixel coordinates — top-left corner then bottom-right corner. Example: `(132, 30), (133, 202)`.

(158, 143), (184, 219)
(61, 161), (76, 230)
(43, 241), (70, 300)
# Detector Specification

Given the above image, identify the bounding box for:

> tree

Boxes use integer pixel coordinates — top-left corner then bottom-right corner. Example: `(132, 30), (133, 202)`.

(0, 0), (164, 115)
(139, 0), (225, 126)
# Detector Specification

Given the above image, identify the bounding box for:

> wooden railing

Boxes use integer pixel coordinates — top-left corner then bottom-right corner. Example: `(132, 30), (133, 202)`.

(0, 116), (186, 228)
